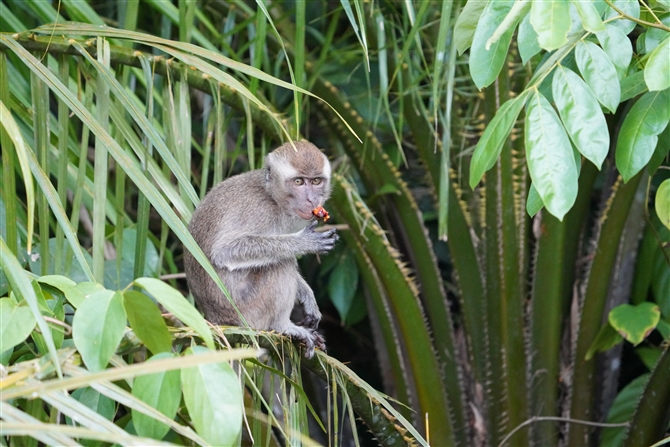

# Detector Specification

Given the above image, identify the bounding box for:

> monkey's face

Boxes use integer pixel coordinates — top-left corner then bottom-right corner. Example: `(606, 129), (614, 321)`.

(286, 176), (329, 220)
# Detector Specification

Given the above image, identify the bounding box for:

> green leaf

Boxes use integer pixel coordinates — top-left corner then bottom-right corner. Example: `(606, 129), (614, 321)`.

(67, 281), (106, 309)
(596, 25), (633, 78)
(657, 179), (670, 230)
(469, 0), (515, 89)
(469, 92), (529, 188)
(609, 302), (661, 346)
(645, 36), (670, 92)
(644, 13), (670, 53)
(454, 0), (488, 55)
(552, 66), (609, 169)
(132, 352), (181, 441)
(603, 0), (640, 35)
(328, 251), (359, 323)
(38, 275), (86, 309)
(620, 71), (648, 103)
(71, 387), (116, 421)
(575, 40), (621, 113)
(586, 322), (624, 360)
(181, 346), (243, 446)
(615, 89), (670, 182)
(601, 374), (650, 447)
(123, 291), (173, 355)
(526, 183), (544, 217)
(571, 0), (605, 32)
(530, 0), (571, 51)
(649, 124), (670, 174)
(518, 12), (541, 65)
(0, 298), (36, 352)
(72, 289), (126, 371)
(524, 90), (578, 220)
(134, 277), (214, 350)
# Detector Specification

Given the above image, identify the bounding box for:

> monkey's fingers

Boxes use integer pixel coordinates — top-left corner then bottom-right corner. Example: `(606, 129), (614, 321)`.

(310, 329), (326, 352)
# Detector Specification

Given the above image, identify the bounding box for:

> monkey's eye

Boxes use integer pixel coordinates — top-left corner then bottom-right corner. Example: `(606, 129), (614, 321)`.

(294, 178), (305, 186)
(311, 178), (322, 185)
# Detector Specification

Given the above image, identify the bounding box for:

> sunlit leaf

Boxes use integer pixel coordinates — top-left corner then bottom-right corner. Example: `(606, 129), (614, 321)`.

(575, 40), (621, 113)
(525, 90), (578, 220)
(72, 289), (126, 371)
(552, 66), (609, 169)
(470, 92), (529, 188)
(518, 12), (541, 64)
(181, 346), (243, 446)
(615, 89), (670, 182)
(609, 303), (660, 346)
(454, 0), (487, 54)
(0, 298), (36, 352)
(530, 0), (571, 51)
(644, 13), (670, 53)
(571, 0), (605, 32)
(645, 36), (670, 91)
(469, 0), (515, 89)
(657, 179), (670, 230)
(596, 25), (633, 78)
(603, 0), (640, 35)
(526, 183), (544, 217)
(132, 353), (181, 441)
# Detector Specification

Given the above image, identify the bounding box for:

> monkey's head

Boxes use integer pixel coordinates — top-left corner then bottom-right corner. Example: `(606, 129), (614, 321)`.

(264, 141), (332, 220)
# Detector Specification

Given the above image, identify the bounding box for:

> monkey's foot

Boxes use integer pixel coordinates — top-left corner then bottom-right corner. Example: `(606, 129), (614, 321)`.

(283, 325), (326, 358)
(297, 313), (321, 330)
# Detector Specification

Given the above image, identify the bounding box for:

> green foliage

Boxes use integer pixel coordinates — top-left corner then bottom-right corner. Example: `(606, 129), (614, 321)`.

(2, 0), (670, 446)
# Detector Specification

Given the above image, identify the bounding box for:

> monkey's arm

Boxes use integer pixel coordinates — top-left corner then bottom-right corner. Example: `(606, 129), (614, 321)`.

(296, 276), (321, 329)
(211, 222), (338, 271)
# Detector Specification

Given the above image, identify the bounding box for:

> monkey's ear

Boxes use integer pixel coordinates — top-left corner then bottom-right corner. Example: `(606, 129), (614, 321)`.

(264, 167), (272, 182)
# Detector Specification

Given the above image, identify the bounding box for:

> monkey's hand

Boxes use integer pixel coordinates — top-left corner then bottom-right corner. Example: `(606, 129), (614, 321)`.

(300, 220), (339, 254)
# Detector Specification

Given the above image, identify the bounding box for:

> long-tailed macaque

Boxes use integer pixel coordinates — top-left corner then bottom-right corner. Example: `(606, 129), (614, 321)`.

(184, 141), (337, 357)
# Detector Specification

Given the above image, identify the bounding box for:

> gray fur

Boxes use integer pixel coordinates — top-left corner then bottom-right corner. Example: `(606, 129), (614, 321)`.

(184, 142), (336, 357)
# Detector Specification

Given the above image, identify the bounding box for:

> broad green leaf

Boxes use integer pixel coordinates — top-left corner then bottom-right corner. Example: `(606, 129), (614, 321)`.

(601, 374), (650, 447)
(657, 179), (670, 230)
(485, 0), (530, 50)
(518, 12), (541, 64)
(575, 40), (621, 113)
(645, 36), (670, 91)
(603, 0), (640, 35)
(469, 0), (515, 89)
(38, 275), (86, 309)
(72, 289), (126, 371)
(586, 322), (623, 360)
(652, 258), (670, 317)
(615, 89), (670, 182)
(132, 353), (181, 441)
(328, 251), (359, 323)
(134, 277), (214, 350)
(181, 346), (243, 446)
(0, 298), (36, 352)
(571, 0), (605, 32)
(609, 302), (661, 345)
(596, 25), (633, 78)
(123, 291), (172, 355)
(71, 387), (116, 421)
(620, 71), (648, 103)
(649, 124), (670, 173)
(469, 92), (529, 188)
(552, 66), (609, 169)
(526, 183), (544, 217)
(454, 0), (487, 55)
(530, 0), (571, 51)
(67, 281), (106, 309)
(644, 13), (670, 53)
(525, 90), (578, 220)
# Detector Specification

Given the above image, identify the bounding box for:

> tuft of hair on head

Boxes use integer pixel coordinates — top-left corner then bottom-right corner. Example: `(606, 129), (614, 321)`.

(266, 141), (329, 178)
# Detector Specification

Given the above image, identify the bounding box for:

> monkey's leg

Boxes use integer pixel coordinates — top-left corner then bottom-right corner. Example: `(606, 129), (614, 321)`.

(276, 321), (326, 359)
(295, 276), (321, 329)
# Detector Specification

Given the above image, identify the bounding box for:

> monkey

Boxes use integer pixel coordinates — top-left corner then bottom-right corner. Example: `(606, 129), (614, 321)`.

(184, 141), (338, 358)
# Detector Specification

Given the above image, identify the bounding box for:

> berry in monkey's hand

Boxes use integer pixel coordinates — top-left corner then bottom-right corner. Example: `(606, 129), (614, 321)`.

(312, 206), (330, 222)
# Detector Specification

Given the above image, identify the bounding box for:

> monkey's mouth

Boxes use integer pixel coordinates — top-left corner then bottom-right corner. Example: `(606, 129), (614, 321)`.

(295, 208), (314, 220)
